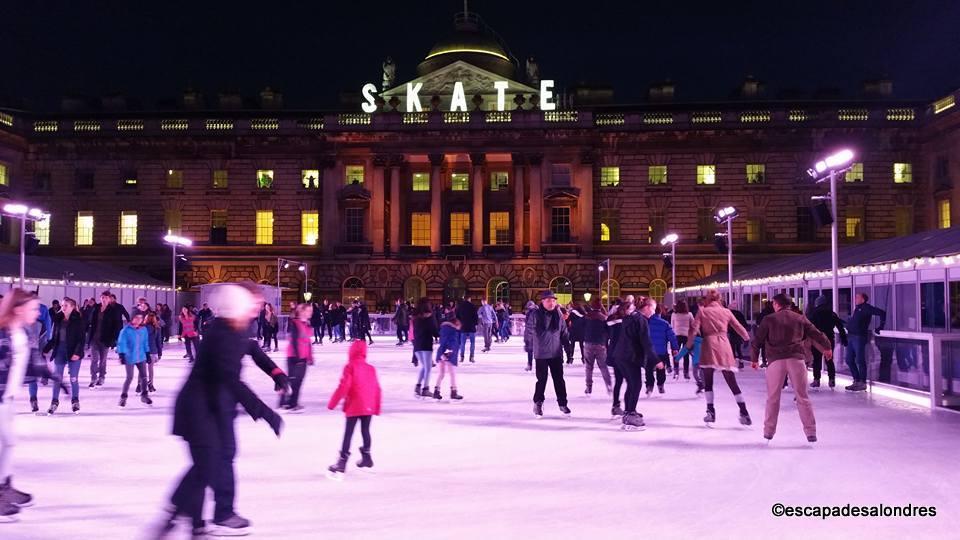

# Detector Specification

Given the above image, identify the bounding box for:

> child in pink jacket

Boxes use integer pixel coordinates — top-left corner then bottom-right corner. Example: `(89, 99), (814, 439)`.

(327, 340), (382, 477)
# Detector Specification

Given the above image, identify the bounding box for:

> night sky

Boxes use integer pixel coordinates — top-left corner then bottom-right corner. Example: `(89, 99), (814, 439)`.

(4, 0), (959, 111)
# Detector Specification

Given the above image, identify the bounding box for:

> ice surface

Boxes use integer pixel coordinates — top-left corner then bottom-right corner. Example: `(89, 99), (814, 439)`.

(7, 338), (959, 539)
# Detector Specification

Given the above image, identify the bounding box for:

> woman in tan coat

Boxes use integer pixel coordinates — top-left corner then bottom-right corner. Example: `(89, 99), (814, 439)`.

(688, 289), (752, 426)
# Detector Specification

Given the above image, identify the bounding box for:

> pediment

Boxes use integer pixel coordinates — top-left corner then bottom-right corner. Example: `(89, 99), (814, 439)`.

(384, 60), (536, 98)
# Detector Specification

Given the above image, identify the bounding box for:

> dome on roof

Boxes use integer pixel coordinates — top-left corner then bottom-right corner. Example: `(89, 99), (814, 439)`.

(417, 12), (516, 79)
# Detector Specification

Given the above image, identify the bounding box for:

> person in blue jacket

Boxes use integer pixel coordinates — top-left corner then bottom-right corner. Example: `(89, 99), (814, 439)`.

(116, 313), (152, 407)
(639, 299), (678, 396)
(676, 335), (704, 394)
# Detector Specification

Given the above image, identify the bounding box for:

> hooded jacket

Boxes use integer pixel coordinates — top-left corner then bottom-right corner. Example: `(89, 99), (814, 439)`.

(328, 341), (382, 417)
(438, 320), (462, 358)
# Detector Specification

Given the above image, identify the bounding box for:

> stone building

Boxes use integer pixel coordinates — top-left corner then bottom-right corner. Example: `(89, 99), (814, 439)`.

(0, 10), (957, 312)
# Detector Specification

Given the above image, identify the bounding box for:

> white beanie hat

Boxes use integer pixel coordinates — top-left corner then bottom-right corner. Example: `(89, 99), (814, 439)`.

(208, 284), (256, 321)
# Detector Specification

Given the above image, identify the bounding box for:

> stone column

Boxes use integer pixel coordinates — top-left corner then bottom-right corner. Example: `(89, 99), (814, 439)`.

(528, 153), (543, 254)
(470, 152), (485, 255)
(371, 155), (387, 255)
(577, 153), (594, 256)
(512, 153), (525, 255)
(388, 155), (403, 255)
(429, 153), (444, 255)
(321, 157), (340, 257)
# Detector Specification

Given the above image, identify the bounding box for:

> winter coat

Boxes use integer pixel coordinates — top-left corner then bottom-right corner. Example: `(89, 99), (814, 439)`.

(393, 304), (410, 328)
(286, 319), (313, 364)
(524, 305), (568, 360)
(116, 325), (150, 364)
(728, 309), (749, 347)
(43, 310), (85, 359)
(751, 309), (832, 364)
(328, 341), (382, 417)
(847, 302), (887, 336)
(808, 304), (848, 347)
(646, 314), (679, 356)
(568, 309), (586, 342)
(670, 312), (694, 338)
(523, 304), (537, 353)
(180, 313), (199, 338)
(456, 300), (479, 333)
(173, 318), (281, 446)
(478, 304), (496, 325)
(89, 303), (124, 347)
(582, 309), (609, 345)
(0, 327), (56, 401)
(146, 324), (162, 356)
(438, 320), (461, 358)
(412, 314), (439, 352)
(310, 305), (324, 328)
(688, 302), (750, 371)
(611, 312), (657, 368)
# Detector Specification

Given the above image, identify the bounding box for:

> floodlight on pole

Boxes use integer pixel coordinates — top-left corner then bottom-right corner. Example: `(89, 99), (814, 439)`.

(163, 233), (193, 316)
(714, 207), (738, 304)
(597, 258), (611, 311)
(660, 233), (679, 304)
(2, 202), (49, 288)
(808, 149), (855, 314)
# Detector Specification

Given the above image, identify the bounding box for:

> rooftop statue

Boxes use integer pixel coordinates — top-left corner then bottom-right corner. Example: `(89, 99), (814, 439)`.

(382, 57), (396, 91)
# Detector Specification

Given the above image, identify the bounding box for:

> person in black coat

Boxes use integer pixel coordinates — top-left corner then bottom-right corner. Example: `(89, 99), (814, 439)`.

(455, 296), (479, 363)
(393, 299), (410, 346)
(610, 297), (659, 429)
(41, 298), (86, 413)
(806, 295), (848, 389)
(159, 284), (289, 537)
(728, 302), (749, 368)
(86, 292), (124, 387)
(310, 301), (325, 344)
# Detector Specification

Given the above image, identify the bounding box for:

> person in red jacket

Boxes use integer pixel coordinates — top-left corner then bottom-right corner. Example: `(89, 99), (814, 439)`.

(327, 340), (382, 478)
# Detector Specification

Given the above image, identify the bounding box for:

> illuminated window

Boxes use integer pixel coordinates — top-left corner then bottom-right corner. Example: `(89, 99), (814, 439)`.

(450, 212), (470, 245)
(411, 213), (431, 246)
(487, 278), (510, 305)
(255, 210), (274, 244)
(893, 163), (913, 184)
(895, 207), (914, 236)
(212, 169), (228, 188)
(746, 164), (765, 184)
(167, 169), (183, 189)
(600, 166), (620, 187)
(75, 212), (94, 246)
(697, 165), (716, 185)
(345, 208), (364, 242)
(551, 207), (571, 242)
(649, 279), (668, 304)
(600, 279), (621, 305)
(256, 169), (274, 189)
(602, 208), (619, 242)
(490, 171), (509, 191)
(647, 211), (664, 244)
(165, 210), (182, 235)
(549, 277), (573, 306)
(601, 223), (610, 242)
(451, 173), (469, 191)
(746, 218), (763, 243)
(846, 162), (864, 182)
(412, 172), (430, 191)
(346, 165), (364, 184)
(302, 169), (319, 189)
(119, 211), (138, 246)
(0, 163), (7, 185)
(123, 171), (138, 187)
(489, 211), (510, 245)
(939, 200), (951, 229)
(649, 165), (667, 185)
(845, 211), (864, 241)
(210, 210), (228, 245)
(34, 214), (50, 246)
(301, 211), (319, 245)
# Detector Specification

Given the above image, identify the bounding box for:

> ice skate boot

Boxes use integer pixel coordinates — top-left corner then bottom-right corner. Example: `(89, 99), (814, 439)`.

(420, 386), (432, 398)
(30, 398), (38, 414)
(149, 383), (157, 393)
(119, 394), (127, 407)
(738, 405), (752, 426)
(533, 401), (543, 419)
(450, 388), (464, 402)
(703, 405), (716, 427)
(645, 387), (653, 398)
(559, 405), (571, 416)
(807, 435), (818, 444)
(141, 394), (154, 406)
(610, 404), (624, 418)
(828, 378), (836, 390)
(584, 387), (592, 398)
(432, 387), (442, 401)
(414, 383), (421, 398)
(71, 399), (80, 414)
(0, 501), (18, 523)
(0, 476), (33, 507)
(357, 448), (374, 470)
(621, 412), (645, 431)
(47, 400), (58, 416)
(657, 384), (665, 394)
(327, 451), (349, 480)
(209, 513), (251, 536)
(810, 379), (820, 389)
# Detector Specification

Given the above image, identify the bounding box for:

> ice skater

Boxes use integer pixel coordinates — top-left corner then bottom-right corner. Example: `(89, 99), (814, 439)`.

(153, 283), (288, 538)
(687, 289), (752, 426)
(40, 297), (85, 415)
(639, 298), (676, 396)
(0, 289), (60, 522)
(526, 290), (571, 418)
(433, 313), (463, 401)
(581, 297), (611, 397)
(281, 303), (314, 413)
(610, 297), (658, 430)
(327, 340), (382, 478)
(412, 298), (439, 398)
(139, 311), (163, 394)
(676, 333), (704, 394)
(116, 313), (152, 407)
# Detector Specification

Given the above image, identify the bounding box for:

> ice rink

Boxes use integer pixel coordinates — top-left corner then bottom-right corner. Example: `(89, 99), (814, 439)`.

(7, 337), (959, 539)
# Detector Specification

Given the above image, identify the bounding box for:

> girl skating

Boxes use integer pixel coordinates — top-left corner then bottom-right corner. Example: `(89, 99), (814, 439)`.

(327, 340), (382, 479)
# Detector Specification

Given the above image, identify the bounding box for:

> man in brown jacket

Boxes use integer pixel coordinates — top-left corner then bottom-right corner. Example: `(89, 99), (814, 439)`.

(751, 293), (833, 443)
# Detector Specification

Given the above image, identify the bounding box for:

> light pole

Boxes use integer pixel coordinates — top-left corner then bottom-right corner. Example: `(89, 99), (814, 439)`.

(715, 207), (739, 305)
(164, 234), (192, 316)
(277, 258), (308, 313)
(807, 149), (855, 314)
(597, 258), (611, 311)
(660, 233), (679, 305)
(2, 203), (49, 288)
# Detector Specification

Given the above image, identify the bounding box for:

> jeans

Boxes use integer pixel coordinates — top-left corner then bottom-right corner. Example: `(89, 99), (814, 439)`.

(459, 332), (476, 362)
(415, 351), (433, 387)
(499, 321), (511, 340)
(583, 343), (611, 391)
(533, 356), (568, 406)
(620, 360), (643, 414)
(341, 416), (372, 454)
(675, 336), (690, 376)
(184, 336), (200, 361)
(89, 341), (109, 381)
(282, 359), (308, 408)
(845, 335), (868, 382)
(52, 352), (81, 401)
(478, 322), (494, 351)
(313, 325), (324, 343)
(121, 363), (148, 396)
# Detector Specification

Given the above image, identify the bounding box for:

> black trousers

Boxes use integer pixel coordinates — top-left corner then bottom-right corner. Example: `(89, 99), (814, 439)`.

(675, 336), (690, 376)
(620, 360), (643, 414)
(612, 363), (624, 406)
(645, 354), (668, 388)
(341, 415), (372, 454)
(313, 325), (324, 343)
(171, 420), (238, 526)
(397, 326), (408, 343)
(812, 346), (836, 382)
(533, 356), (568, 406)
(282, 359), (308, 408)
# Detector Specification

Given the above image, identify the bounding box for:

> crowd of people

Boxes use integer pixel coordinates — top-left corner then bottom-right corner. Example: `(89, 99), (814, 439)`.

(0, 281), (888, 534)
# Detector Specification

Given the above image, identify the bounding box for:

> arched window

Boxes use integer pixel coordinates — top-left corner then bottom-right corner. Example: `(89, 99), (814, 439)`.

(486, 277), (510, 305)
(600, 278), (621, 306)
(342, 277), (365, 304)
(444, 276), (467, 305)
(549, 276), (573, 306)
(600, 223), (611, 242)
(649, 279), (668, 305)
(403, 276), (426, 303)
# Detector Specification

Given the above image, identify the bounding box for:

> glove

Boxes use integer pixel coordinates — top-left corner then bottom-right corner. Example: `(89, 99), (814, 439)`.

(271, 368), (290, 394)
(263, 409), (283, 437)
(874, 327), (883, 336)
